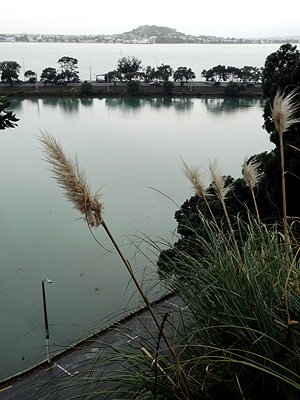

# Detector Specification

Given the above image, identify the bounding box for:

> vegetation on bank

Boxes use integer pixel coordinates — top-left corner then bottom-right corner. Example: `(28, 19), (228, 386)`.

(29, 44), (300, 399)
(0, 47), (268, 99)
(0, 96), (18, 129)
(0, 50), (264, 91)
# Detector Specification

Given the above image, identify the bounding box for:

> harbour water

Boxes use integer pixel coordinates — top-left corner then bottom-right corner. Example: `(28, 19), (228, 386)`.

(0, 42), (285, 81)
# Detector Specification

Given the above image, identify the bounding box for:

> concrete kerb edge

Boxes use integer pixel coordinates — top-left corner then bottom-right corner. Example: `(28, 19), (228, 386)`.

(0, 290), (177, 388)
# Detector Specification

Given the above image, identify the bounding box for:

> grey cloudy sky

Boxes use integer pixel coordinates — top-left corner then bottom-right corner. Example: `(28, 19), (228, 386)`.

(3, 0), (299, 38)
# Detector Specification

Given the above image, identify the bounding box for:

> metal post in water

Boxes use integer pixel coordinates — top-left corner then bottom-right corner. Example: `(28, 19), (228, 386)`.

(42, 279), (52, 363)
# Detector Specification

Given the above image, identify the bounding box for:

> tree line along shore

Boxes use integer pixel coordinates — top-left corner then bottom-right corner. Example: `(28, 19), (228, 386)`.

(0, 56), (263, 97)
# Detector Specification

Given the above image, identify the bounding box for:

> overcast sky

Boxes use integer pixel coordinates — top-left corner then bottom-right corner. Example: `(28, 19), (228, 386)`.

(3, 0), (299, 39)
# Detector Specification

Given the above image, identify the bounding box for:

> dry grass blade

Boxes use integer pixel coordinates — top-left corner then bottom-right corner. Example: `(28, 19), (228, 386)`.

(38, 132), (103, 228)
(271, 88), (300, 135)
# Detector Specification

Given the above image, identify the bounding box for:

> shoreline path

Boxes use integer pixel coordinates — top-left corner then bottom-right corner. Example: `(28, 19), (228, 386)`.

(0, 293), (188, 399)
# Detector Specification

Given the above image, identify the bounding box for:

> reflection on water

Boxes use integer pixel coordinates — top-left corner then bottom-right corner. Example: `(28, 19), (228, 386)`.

(11, 96), (264, 117)
(105, 96), (195, 113)
(203, 97), (265, 114)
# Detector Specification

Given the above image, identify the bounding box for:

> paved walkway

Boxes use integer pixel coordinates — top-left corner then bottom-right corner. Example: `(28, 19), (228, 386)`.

(0, 294), (187, 399)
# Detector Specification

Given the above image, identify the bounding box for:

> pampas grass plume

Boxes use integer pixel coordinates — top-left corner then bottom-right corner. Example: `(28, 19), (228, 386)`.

(243, 156), (260, 188)
(38, 132), (103, 228)
(271, 88), (300, 135)
(182, 160), (207, 199)
(208, 158), (232, 201)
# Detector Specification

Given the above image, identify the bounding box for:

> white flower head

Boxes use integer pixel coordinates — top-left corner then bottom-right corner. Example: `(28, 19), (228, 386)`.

(271, 88), (300, 134)
(208, 158), (233, 201)
(243, 156), (260, 188)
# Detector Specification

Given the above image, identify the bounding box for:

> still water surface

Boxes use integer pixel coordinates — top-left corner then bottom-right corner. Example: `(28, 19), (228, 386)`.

(0, 42), (283, 81)
(0, 96), (274, 380)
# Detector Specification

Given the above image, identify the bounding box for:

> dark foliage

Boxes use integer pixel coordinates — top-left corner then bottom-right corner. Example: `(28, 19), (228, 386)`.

(0, 96), (19, 130)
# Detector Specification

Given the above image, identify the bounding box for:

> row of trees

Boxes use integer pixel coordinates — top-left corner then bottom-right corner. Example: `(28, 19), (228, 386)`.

(0, 55), (195, 86)
(201, 64), (262, 84)
(105, 56), (196, 85)
(107, 57), (262, 85)
(0, 57), (80, 86)
(0, 55), (262, 87)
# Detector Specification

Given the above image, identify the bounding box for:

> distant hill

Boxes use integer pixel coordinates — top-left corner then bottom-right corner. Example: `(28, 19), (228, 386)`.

(1, 26), (299, 45)
(124, 25), (209, 44)
(122, 25), (299, 44)
(126, 25), (182, 37)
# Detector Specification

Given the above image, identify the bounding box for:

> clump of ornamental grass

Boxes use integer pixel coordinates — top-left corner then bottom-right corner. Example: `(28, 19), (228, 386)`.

(163, 213), (300, 399)
(35, 213), (300, 400)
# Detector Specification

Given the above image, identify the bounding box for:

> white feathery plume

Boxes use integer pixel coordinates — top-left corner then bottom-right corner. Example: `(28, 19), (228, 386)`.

(271, 88), (300, 135)
(208, 158), (233, 201)
(38, 132), (103, 228)
(182, 160), (207, 199)
(243, 156), (260, 188)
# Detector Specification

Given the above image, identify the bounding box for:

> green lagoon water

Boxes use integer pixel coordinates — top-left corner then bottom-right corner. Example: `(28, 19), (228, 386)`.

(0, 95), (274, 380)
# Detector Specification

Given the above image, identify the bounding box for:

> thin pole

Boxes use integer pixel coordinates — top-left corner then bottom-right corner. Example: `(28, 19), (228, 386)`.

(42, 280), (51, 363)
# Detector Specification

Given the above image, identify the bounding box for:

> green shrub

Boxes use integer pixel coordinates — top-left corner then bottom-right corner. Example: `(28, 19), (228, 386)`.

(69, 87), (79, 96)
(127, 80), (141, 95)
(79, 81), (93, 96)
(225, 82), (245, 96)
(163, 80), (174, 95)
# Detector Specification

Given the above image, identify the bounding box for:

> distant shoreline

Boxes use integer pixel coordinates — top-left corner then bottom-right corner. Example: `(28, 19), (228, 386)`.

(0, 81), (263, 98)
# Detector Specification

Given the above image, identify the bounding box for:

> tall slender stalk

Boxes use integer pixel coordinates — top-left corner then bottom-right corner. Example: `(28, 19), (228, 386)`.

(243, 156), (261, 224)
(208, 159), (243, 264)
(271, 88), (300, 320)
(38, 132), (191, 398)
(182, 160), (219, 228)
(271, 88), (300, 364)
